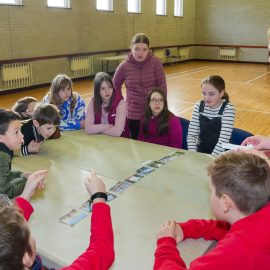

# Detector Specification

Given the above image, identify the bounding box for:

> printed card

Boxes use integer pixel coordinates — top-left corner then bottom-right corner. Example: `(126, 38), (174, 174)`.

(107, 192), (117, 201)
(136, 166), (155, 176)
(59, 209), (87, 226)
(127, 173), (144, 183)
(109, 180), (134, 194)
(79, 199), (92, 213)
(146, 161), (164, 168)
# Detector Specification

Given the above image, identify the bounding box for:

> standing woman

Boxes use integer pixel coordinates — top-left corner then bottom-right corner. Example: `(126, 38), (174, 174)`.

(85, 72), (129, 137)
(113, 33), (167, 139)
(138, 88), (182, 148)
(43, 74), (85, 131)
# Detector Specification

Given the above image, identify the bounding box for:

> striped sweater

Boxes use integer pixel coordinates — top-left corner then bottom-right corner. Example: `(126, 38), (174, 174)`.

(187, 100), (235, 155)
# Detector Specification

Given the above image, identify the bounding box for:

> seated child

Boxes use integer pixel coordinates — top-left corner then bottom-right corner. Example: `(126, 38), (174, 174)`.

(0, 109), (47, 199)
(187, 75), (235, 155)
(0, 170), (114, 270)
(43, 74), (86, 131)
(85, 72), (129, 137)
(21, 104), (60, 155)
(154, 151), (270, 270)
(12, 96), (38, 120)
(138, 88), (182, 148)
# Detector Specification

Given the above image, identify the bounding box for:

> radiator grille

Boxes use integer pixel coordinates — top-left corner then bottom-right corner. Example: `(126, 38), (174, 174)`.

(1, 62), (33, 88)
(70, 56), (93, 76)
(178, 47), (190, 59)
(219, 47), (237, 60)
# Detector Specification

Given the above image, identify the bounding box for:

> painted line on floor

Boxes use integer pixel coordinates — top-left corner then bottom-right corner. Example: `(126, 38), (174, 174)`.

(244, 71), (270, 85)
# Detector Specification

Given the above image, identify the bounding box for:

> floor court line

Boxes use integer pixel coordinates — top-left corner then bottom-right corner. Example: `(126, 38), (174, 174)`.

(166, 66), (214, 78)
(237, 108), (270, 114)
(167, 66), (217, 80)
(244, 71), (270, 85)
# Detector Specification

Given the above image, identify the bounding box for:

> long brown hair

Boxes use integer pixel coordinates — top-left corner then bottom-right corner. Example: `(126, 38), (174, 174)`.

(48, 74), (78, 116)
(93, 72), (115, 114)
(201, 75), (229, 101)
(143, 88), (170, 136)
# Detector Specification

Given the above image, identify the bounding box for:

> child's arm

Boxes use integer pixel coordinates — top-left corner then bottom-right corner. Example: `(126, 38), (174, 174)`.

(62, 171), (114, 270)
(103, 100), (127, 136)
(137, 120), (148, 142)
(187, 103), (200, 151)
(212, 103), (235, 155)
(179, 219), (231, 241)
(0, 152), (27, 199)
(15, 170), (47, 221)
(168, 115), (183, 148)
(85, 97), (110, 134)
(154, 220), (187, 270)
(112, 63), (125, 97)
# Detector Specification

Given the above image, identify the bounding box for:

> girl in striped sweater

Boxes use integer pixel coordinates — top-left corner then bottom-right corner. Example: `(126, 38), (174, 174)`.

(187, 75), (235, 155)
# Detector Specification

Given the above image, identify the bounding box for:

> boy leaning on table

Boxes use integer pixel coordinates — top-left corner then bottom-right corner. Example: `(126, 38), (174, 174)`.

(154, 151), (270, 270)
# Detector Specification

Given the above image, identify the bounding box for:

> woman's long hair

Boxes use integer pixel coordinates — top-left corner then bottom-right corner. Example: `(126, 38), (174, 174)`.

(142, 88), (170, 136)
(93, 72), (115, 114)
(48, 74), (77, 116)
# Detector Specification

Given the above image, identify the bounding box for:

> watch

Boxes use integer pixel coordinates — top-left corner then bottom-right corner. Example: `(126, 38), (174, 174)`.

(90, 192), (108, 203)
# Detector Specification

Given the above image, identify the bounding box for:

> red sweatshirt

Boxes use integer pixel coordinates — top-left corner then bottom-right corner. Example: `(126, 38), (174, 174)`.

(15, 198), (114, 270)
(154, 203), (270, 270)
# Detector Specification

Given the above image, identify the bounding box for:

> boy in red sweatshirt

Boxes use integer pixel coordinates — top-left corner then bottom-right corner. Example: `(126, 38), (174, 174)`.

(0, 170), (114, 270)
(154, 151), (270, 270)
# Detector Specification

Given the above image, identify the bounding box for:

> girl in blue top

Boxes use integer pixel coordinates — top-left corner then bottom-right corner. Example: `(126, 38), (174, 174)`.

(43, 74), (85, 131)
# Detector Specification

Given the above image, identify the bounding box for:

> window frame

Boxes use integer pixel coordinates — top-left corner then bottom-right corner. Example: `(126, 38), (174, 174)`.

(156, 0), (166, 16)
(0, 0), (22, 5)
(96, 0), (113, 12)
(174, 0), (183, 17)
(127, 0), (141, 14)
(47, 0), (70, 9)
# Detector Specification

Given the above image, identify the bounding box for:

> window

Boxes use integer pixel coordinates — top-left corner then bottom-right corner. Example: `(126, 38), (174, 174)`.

(174, 0), (183, 17)
(156, 0), (166, 16)
(47, 0), (70, 8)
(128, 0), (141, 13)
(96, 0), (113, 11)
(0, 0), (22, 4)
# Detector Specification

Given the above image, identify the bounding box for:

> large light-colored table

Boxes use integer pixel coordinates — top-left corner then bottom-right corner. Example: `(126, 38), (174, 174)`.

(13, 131), (214, 269)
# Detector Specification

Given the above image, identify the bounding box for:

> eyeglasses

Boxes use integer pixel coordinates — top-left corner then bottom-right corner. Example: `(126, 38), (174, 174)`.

(150, 98), (164, 104)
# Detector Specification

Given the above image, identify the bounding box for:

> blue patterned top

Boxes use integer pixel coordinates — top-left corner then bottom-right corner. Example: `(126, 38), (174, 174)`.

(43, 94), (86, 131)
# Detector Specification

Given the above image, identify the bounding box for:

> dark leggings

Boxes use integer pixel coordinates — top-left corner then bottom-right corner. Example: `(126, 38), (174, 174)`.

(128, 119), (140, 140)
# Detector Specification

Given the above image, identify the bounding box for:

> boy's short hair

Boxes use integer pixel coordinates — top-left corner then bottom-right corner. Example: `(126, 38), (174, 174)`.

(0, 200), (32, 270)
(33, 104), (60, 126)
(208, 152), (270, 215)
(12, 96), (37, 115)
(0, 108), (21, 135)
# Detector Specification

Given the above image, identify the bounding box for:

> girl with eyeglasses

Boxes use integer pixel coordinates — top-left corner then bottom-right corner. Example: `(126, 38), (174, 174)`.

(138, 88), (182, 148)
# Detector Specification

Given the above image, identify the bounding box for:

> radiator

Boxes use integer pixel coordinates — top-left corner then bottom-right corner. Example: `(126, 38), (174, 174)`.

(70, 56), (93, 76)
(178, 47), (190, 59)
(1, 62), (33, 88)
(219, 47), (237, 60)
(154, 50), (166, 63)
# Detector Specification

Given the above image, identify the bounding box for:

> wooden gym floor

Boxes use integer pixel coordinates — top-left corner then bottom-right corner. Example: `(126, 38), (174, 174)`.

(0, 60), (270, 136)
